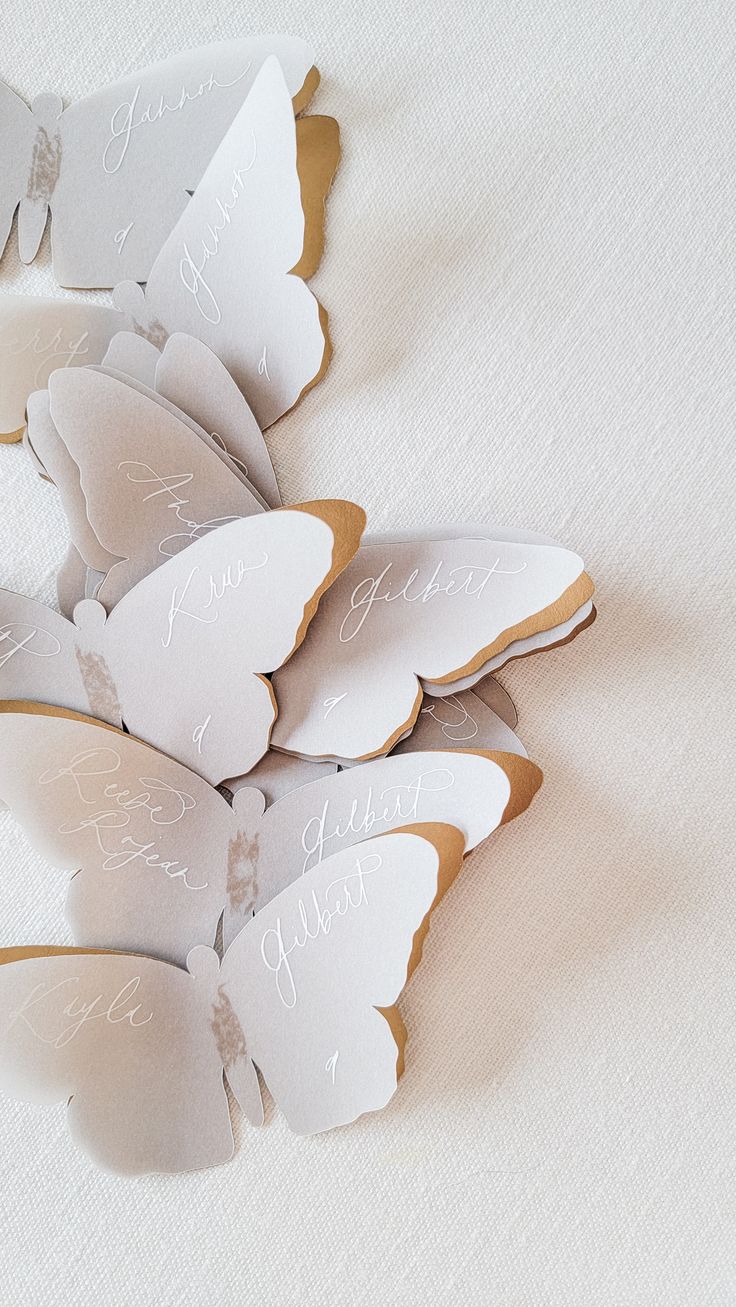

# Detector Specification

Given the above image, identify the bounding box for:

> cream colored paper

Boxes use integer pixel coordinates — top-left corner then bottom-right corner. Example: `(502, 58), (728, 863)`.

(0, 826), (464, 1173)
(271, 535), (594, 761)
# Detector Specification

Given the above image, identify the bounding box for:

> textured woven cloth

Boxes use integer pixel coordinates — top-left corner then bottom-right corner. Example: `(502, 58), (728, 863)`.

(0, 1), (734, 1303)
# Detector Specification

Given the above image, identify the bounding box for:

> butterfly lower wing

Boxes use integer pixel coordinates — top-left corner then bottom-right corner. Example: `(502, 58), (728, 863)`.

(102, 502), (365, 783)
(220, 825), (464, 1134)
(394, 689), (527, 757)
(0, 946), (233, 1174)
(48, 38), (315, 287)
(0, 705), (233, 964)
(271, 535), (594, 761)
(125, 56), (326, 429)
(0, 82), (35, 268)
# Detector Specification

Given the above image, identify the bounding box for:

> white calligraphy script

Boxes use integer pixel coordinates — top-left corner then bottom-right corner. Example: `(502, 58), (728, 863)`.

(260, 853), (382, 1009)
(9, 975), (153, 1049)
(339, 557), (528, 643)
(39, 746), (206, 889)
(300, 768), (455, 873)
(102, 65), (252, 173)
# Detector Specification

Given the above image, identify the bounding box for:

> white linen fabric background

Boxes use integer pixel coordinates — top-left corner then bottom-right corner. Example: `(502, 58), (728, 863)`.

(0, 1), (734, 1303)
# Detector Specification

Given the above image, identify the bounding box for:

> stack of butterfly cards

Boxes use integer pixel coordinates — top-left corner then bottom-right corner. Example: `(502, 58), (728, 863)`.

(0, 37), (595, 1174)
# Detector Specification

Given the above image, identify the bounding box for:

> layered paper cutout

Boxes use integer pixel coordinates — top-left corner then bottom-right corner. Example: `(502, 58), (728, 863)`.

(0, 37), (316, 285)
(0, 702), (540, 964)
(0, 503), (365, 781)
(394, 688), (527, 758)
(0, 825), (465, 1174)
(271, 534), (594, 761)
(42, 366), (268, 608)
(0, 57), (340, 439)
(222, 746), (541, 944)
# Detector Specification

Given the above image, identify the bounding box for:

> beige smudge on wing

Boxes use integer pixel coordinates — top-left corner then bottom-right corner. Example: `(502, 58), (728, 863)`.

(74, 649), (123, 724)
(227, 830), (260, 914)
(27, 128), (62, 202)
(210, 984), (248, 1070)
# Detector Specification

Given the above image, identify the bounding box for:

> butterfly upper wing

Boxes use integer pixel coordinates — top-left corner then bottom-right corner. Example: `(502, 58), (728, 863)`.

(155, 334), (281, 507)
(119, 56), (326, 430)
(46, 38), (315, 287)
(0, 82), (35, 265)
(271, 535), (594, 761)
(0, 945), (233, 1174)
(394, 690), (527, 757)
(220, 824), (465, 1134)
(222, 749), (541, 945)
(47, 366), (266, 608)
(0, 704), (235, 963)
(100, 329), (160, 385)
(99, 502), (365, 783)
(0, 295), (122, 441)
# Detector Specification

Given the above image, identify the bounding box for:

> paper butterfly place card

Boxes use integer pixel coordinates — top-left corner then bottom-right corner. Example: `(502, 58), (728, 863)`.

(0, 50), (339, 437)
(0, 701), (541, 962)
(0, 36), (599, 1181)
(270, 531), (595, 761)
(0, 825), (470, 1174)
(0, 503), (365, 781)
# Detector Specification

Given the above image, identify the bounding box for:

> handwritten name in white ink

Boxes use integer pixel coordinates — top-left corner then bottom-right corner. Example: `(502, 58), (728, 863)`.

(161, 552), (268, 649)
(102, 65), (252, 173)
(300, 767), (455, 873)
(338, 557), (528, 643)
(0, 622), (61, 669)
(117, 460), (240, 556)
(39, 746), (206, 889)
(0, 326), (90, 387)
(260, 853), (382, 1008)
(178, 139), (258, 324)
(10, 975), (153, 1049)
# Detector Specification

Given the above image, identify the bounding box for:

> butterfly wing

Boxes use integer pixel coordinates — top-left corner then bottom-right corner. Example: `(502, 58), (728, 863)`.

(0, 704), (235, 963)
(0, 587), (118, 723)
(0, 295), (122, 441)
(222, 749), (541, 944)
(394, 689), (527, 756)
(0, 945), (233, 1174)
(155, 334), (281, 507)
(119, 56), (326, 429)
(0, 82), (35, 264)
(220, 825), (465, 1134)
(47, 366), (266, 607)
(46, 38), (315, 287)
(271, 535), (594, 761)
(100, 502), (365, 783)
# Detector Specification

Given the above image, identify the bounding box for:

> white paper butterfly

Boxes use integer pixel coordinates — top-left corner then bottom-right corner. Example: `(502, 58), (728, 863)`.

(0, 54), (338, 436)
(0, 825), (464, 1173)
(0, 503), (365, 782)
(0, 37), (315, 284)
(0, 702), (539, 965)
